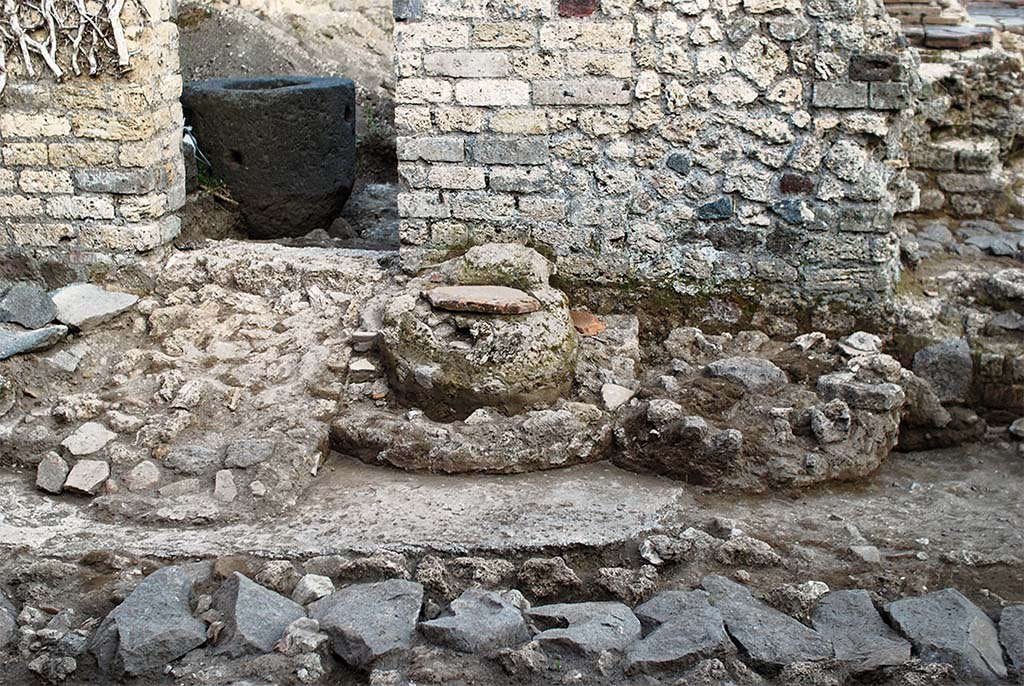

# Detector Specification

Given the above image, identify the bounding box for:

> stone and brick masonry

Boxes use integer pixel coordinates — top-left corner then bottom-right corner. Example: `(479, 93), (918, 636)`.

(393, 0), (918, 314)
(0, 1), (184, 264)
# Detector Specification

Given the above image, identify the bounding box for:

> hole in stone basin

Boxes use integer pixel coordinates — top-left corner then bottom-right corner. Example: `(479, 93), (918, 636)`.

(228, 149), (244, 165)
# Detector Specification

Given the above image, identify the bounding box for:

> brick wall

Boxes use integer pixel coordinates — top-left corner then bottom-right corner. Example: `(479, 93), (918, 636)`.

(394, 0), (916, 314)
(0, 4), (184, 258)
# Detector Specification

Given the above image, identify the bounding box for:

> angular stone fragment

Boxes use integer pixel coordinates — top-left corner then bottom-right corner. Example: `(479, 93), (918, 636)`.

(310, 579), (424, 669)
(88, 566), (206, 676)
(625, 590), (735, 675)
(212, 573), (306, 656)
(349, 358), (378, 382)
(697, 197), (733, 220)
(811, 590), (910, 672)
(705, 357), (788, 392)
(0, 323), (68, 360)
(50, 284), (138, 331)
(701, 575), (832, 668)
(36, 452), (70, 494)
(292, 575), (335, 606)
(419, 589), (529, 654)
(64, 460), (110, 495)
(886, 589), (1007, 682)
(526, 602), (641, 656)
(424, 286), (541, 315)
(61, 422), (116, 457)
(1000, 605), (1024, 672)
(0, 282), (56, 329)
(602, 383), (635, 411)
(213, 470), (237, 502)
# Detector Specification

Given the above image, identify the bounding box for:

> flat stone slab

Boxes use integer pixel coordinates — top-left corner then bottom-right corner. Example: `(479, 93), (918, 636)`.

(423, 286), (541, 315)
(88, 566), (207, 676)
(887, 589), (1007, 682)
(527, 602), (641, 655)
(0, 459), (689, 559)
(701, 574), (832, 669)
(811, 589), (910, 672)
(50, 283), (138, 331)
(212, 572), (306, 656)
(626, 590), (735, 675)
(64, 460), (110, 495)
(419, 588), (529, 654)
(0, 323), (67, 360)
(923, 25), (993, 48)
(61, 422), (116, 457)
(310, 579), (424, 669)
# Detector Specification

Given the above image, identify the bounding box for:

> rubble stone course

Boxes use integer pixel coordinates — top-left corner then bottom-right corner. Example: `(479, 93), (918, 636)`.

(395, 0), (915, 314)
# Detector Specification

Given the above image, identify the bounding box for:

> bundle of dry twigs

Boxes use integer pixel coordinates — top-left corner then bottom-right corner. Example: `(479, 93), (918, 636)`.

(0, 0), (149, 97)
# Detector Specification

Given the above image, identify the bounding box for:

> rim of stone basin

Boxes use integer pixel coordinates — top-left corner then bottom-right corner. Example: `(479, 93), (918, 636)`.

(188, 75), (357, 94)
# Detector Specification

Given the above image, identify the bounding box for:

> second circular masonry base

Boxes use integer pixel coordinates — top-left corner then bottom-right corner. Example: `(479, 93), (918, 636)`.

(379, 246), (579, 421)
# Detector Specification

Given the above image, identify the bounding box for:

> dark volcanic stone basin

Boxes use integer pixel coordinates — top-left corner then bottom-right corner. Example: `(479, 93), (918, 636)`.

(182, 76), (357, 239)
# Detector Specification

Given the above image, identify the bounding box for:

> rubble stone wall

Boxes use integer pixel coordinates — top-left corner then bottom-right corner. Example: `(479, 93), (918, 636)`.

(394, 0), (916, 314)
(0, 5), (184, 260)
(905, 49), (1024, 219)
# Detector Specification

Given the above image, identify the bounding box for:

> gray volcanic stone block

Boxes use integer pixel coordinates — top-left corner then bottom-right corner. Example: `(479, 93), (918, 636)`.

(88, 566), (206, 677)
(0, 282), (55, 329)
(701, 575), (832, 669)
(1001, 605), (1024, 672)
(526, 602), (641, 656)
(697, 197), (733, 220)
(705, 357), (788, 392)
(310, 579), (423, 669)
(626, 590), (735, 675)
(0, 592), (15, 650)
(182, 76), (357, 239)
(212, 573), (306, 656)
(164, 445), (223, 475)
(224, 439), (275, 469)
(912, 339), (973, 404)
(419, 588), (529, 654)
(886, 589), (1007, 682)
(811, 590), (910, 672)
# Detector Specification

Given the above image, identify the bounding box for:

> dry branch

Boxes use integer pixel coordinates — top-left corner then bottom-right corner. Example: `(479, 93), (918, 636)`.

(0, 0), (149, 97)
